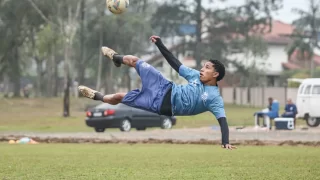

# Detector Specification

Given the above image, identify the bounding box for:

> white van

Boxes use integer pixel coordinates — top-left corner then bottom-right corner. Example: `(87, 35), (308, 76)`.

(294, 78), (320, 127)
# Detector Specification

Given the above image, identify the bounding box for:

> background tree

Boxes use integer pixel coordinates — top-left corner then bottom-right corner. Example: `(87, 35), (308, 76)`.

(286, 37), (314, 72)
(288, 0), (320, 77)
(151, 0), (282, 70)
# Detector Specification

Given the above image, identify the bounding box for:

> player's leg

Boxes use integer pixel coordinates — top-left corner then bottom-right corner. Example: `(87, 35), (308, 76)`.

(78, 85), (126, 105)
(121, 55), (140, 68)
(101, 47), (139, 68)
(101, 46), (162, 87)
(101, 46), (172, 114)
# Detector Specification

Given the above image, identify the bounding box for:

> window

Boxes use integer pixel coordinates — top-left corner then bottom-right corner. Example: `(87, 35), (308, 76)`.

(299, 85), (304, 94)
(304, 85), (311, 94)
(312, 85), (320, 94)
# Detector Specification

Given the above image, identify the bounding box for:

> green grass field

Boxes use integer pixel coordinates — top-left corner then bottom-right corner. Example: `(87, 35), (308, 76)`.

(0, 143), (319, 180)
(0, 97), (305, 132)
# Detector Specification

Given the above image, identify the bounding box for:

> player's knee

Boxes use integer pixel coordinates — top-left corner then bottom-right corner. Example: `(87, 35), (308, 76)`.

(123, 55), (139, 67)
(114, 93), (125, 101)
(123, 55), (139, 61)
(124, 55), (139, 62)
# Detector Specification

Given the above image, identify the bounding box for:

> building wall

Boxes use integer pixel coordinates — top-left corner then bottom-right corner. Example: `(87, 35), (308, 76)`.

(266, 45), (289, 74)
(227, 44), (288, 75)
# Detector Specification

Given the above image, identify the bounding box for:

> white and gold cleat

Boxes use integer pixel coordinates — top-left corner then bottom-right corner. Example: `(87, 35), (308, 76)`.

(78, 85), (97, 99)
(101, 46), (121, 67)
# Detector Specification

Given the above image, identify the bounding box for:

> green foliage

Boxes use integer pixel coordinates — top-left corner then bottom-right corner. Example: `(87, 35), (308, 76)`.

(244, 35), (270, 59)
(313, 67), (320, 77)
(289, 72), (310, 87)
(287, 0), (320, 77)
(286, 37), (313, 61)
(279, 69), (300, 84)
(79, 2), (153, 83)
(0, 0), (37, 96)
(0, 0), (154, 96)
(150, 0), (193, 37)
(0, 0), (284, 97)
(36, 24), (61, 57)
(280, 68), (320, 87)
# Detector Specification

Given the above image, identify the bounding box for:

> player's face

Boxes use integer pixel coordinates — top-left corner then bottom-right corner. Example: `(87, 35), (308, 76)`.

(199, 61), (219, 83)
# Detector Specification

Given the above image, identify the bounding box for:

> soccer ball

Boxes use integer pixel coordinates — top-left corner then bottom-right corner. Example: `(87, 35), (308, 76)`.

(106, 0), (129, 14)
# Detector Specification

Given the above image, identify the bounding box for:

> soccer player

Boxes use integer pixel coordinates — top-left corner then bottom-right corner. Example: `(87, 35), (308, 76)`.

(78, 35), (236, 150)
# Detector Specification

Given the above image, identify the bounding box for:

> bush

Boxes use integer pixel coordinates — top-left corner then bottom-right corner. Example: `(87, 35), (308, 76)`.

(288, 71), (310, 87)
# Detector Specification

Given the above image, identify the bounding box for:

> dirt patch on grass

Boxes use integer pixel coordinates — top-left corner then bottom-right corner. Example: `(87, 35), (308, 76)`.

(1, 135), (320, 147)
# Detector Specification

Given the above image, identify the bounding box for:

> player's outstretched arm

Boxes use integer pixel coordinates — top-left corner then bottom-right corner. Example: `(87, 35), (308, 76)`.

(217, 117), (236, 150)
(208, 96), (236, 150)
(150, 35), (182, 73)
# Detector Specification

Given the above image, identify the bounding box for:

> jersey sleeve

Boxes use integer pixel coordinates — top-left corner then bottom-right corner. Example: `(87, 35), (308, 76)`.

(155, 38), (182, 73)
(207, 96), (226, 119)
(178, 65), (200, 81)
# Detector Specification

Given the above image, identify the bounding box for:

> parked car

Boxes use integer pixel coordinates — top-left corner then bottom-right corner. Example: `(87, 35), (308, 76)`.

(85, 103), (177, 132)
(294, 78), (320, 127)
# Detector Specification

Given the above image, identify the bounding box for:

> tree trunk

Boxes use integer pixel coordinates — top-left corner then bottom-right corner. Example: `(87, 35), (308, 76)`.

(77, 65), (85, 86)
(3, 74), (9, 98)
(31, 28), (43, 97)
(96, 9), (105, 91)
(125, 68), (131, 91)
(46, 46), (55, 97)
(11, 46), (20, 97)
(63, 72), (71, 117)
(77, 0), (86, 86)
(194, 0), (202, 69)
(35, 59), (43, 97)
(310, 57), (314, 78)
(105, 61), (114, 94)
(46, 49), (52, 97)
(53, 61), (59, 97)
(63, 44), (71, 117)
(96, 28), (104, 91)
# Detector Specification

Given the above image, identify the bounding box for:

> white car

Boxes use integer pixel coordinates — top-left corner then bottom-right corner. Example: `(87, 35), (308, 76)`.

(292, 78), (320, 127)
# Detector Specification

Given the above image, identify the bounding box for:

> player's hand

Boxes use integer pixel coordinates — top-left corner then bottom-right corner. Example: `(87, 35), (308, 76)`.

(222, 144), (237, 150)
(149, 35), (160, 43)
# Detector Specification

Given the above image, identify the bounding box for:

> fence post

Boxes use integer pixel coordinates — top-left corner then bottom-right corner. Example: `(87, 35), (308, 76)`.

(233, 86), (236, 105)
(284, 82), (288, 104)
(262, 86), (265, 107)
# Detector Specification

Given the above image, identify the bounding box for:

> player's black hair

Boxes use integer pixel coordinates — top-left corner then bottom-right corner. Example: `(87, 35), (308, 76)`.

(209, 59), (225, 81)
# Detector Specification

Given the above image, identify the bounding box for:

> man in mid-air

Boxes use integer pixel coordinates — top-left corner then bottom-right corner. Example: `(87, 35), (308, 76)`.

(78, 35), (236, 150)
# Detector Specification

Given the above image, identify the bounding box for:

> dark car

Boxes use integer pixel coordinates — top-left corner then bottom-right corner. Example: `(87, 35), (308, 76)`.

(85, 103), (177, 132)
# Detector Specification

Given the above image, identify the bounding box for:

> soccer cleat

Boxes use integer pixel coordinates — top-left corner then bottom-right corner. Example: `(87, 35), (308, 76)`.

(78, 85), (97, 99)
(101, 46), (121, 67)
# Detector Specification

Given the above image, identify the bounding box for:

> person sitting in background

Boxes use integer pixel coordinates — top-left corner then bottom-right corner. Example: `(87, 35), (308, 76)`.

(281, 98), (298, 127)
(254, 97), (279, 129)
(254, 98), (272, 127)
(281, 98), (297, 118)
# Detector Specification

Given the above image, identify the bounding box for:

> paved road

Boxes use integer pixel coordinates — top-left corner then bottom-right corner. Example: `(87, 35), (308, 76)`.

(1, 126), (319, 145)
